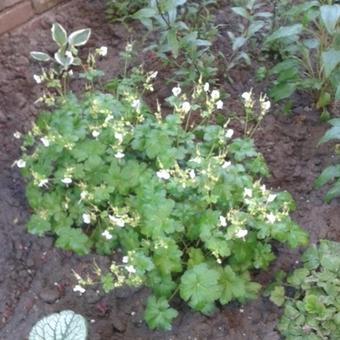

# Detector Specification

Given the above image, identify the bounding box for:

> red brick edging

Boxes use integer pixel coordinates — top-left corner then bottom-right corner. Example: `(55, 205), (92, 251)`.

(0, 0), (67, 36)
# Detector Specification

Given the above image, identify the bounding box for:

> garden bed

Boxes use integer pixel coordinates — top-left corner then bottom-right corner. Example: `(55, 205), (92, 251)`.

(0, 0), (339, 339)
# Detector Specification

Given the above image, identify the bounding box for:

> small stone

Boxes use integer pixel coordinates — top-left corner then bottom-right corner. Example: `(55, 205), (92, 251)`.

(112, 314), (126, 333)
(85, 289), (102, 304)
(39, 287), (60, 304)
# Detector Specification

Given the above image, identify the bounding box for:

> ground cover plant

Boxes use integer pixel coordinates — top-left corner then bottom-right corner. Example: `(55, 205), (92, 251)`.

(270, 240), (340, 339)
(16, 23), (310, 328)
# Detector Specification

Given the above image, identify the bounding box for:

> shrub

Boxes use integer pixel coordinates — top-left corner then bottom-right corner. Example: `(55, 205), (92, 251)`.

(273, 240), (340, 339)
(18, 71), (308, 330)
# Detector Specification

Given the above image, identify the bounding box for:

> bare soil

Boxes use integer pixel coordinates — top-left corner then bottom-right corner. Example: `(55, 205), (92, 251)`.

(0, 0), (338, 339)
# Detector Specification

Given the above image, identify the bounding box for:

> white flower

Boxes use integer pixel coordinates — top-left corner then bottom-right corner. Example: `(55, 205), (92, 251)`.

(13, 131), (22, 139)
(80, 191), (88, 200)
(267, 194), (277, 203)
(125, 43), (133, 52)
(68, 70), (73, 76)
(219, 216), (227, 227)
(156, 169), (171, 180)
(65, 51), (73, 59)
(98, 46), (108, 57)
(61, 177), (72, 184)
(241, 91), (252, 102)
(225, 129), (234, 139)
(105, 115), (114, 123)
(235, 229), (248, 238)
(149, 71), (158, 79)
(114, 132), (123, 143)
(211, 90), (220, 100)
(203, 82), (210, 92)
(216, 100), (223, 109)
(102, 230), (113, 240)
(260, 93), (271, 114)
(122, 256), (129, 264)
(191, 157), (202, 164)
(16, 159), (26, 168)
(266, 212), (276, 224)
(172, 86), (181, 97)
(181, 101), (191, 113)
(109, 215), (125, 227)
(115, 151), (125, 159)
(92, 130), (100, 138)
(38, 179), (49, 187)
(222, 161), (231, 169)
(260, 184), (267, 194)
(216, 258), (222, 264)
(33, 74), (42, 84)
(82, 213), (91, 224)
(40, 137), (50, 147)
(126, 265), (136, 274)
(73, 285), (86, 294)
(244, 188), (252, 198)
(189, 169), (196, 179)
(241, 90), (254, 109)
(262, 100), (271, 112)
(131, 99), (141, 110)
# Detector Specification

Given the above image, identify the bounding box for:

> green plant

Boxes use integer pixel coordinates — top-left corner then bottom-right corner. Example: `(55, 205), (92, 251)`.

(314, 118), (340, 202)
(105, 0), (148, 22)
(124, 0), (219, 83)
(31, 23), (91, 72)
(18, 66), (309, 330)
(270, 240), (340, 340)
(223, 0), (272, 75)
(30, 23), (107, 105)
(29, 310), (87, 340)
(265, 1), (340, 115)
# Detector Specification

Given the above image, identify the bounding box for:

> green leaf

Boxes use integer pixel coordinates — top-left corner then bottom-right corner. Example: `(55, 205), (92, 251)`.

(29, 310), (87, 340)
(320, 5), (340, 35)
(68, 28), (91, 47)
(269, 82), (297, 101)
(101, 273), (114, 293)
(51, 23), (67, 47)
(229, 138), (257, 161)
(287, 268), (310, 287)
(30, 51), (51, 62)
(319, 240), (340, 273)
(147, 271), (177, 298)
(319, 124), (340, 144)
(231, 7), (249, 19)
(144, 296), (178, 330)
(218, 266), (249, 304)
(304, 295), (326, 316)
(270, 286), (285, 306)
(54, 51), (74, 69)
(265, 24), (303, 44)
(27, 215), (51, 236)
(179, 263), (221, 311)
(324, 181), (340, 202)
(167, 29), (179, 59)
(314, 165), (340, 188)
(132, 7), (157, 20)
(153, 239), (182, 275)
(321, 49), (340, 78)
(316, 91), (331, 109)
(301, 244), (320, 270)
(55, 228), (91, 255)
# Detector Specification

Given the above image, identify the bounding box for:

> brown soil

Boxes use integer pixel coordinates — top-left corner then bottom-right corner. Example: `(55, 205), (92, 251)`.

(0, 1), (339, 339)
